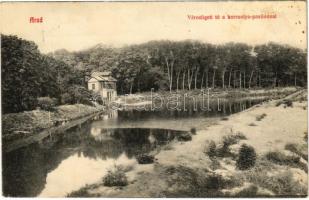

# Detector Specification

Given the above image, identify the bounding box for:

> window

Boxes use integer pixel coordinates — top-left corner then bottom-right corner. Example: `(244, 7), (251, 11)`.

(92, 84), (95, 90)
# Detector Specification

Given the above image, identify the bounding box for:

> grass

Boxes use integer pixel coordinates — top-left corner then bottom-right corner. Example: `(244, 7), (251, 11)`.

(67, 186), (94, 197)
(162, 165), (242, 197)
(234, 185), (259, 197)
(3, 104), (103, 143)
(245, 168), (307, 196)
(256, 113), (267, 121)
(137, 154), (155, 164)
(284, 143), (308, 161)
(265, 151), (307, 172)
(276, 99), (293, 108)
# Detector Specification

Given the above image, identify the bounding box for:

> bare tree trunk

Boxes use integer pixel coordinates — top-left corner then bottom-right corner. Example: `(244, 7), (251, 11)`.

(200, 71), (205, 89)
(212, 69), (216, 88)
(249, 71), (254, 88)
(194, 67), (198, 90)
(170, 61), (174, 91)
(165, 57), (174, 93)
(206, 70), (209, 88)
(233, 71), (236, 88)
(239, 71), (242, 89)
(273, 72), (277, 87)
(176, 71), (181, 92)
(228, 70), (232, 88)
(187, 69), (191, 90)
(294, 73), (297, 86)
(259, 72), (261, 87)
(243, 71), (246, 88)
(222, 70), (226, 89)
(165, 58), (171, 92)
(187, 68), (194, 90)
(130, 80), (133, 94)
(182, 71), (185, 90)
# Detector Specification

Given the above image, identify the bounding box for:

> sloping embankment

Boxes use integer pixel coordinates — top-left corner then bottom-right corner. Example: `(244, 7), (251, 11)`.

(3, 104), (105, 152)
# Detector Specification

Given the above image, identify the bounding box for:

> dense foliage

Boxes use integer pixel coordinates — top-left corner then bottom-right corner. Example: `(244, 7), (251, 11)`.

(2, 34), (307, 113)
(50, 40), (307, 94)
(1, 35), (91, 113)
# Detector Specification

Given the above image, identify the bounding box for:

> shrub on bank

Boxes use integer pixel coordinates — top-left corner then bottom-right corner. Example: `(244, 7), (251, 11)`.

(265, 151), (307, 172)
(246, 168), (307, 196)
(190, 127), (197, 135)
(137, 154), (155, 164)
(103, 167), (128, 187)
(61, 93), (74, 104)
(37, 97), (57, 111)
(276, 99), (293, 108)
(205, 140), (217, 159)
(285, 143), (308, 161)
(236, 144), (256, 170)
(265, 151), (299, 165)
(256, 113), (267, 121)
(177, 132), (192, 141)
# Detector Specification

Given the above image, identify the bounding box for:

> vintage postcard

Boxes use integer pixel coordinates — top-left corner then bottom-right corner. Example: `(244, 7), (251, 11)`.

(1, 1), (307, 198)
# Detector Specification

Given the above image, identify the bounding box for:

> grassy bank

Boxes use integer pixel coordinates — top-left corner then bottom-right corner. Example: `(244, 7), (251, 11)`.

(116, 87), (300, 106)
(67, 89), (307, 197)
(2, 104), (104, 144)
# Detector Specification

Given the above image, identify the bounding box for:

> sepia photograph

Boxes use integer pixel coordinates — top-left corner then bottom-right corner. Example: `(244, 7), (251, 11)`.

(1, 1), (308, 197)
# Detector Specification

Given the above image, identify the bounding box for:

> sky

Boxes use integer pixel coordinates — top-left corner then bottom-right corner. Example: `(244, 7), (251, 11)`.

(1, 1), (306, 53)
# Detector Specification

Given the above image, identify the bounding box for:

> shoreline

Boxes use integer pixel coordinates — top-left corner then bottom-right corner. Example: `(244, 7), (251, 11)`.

(3, 104), (105, 153)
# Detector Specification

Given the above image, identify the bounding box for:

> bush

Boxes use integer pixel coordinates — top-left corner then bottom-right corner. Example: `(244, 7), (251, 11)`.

(246, 169), (307, 196)
(136, 154), (155, 164)
(256, 113), (267, 121)
(37, 97), (57, 111)
(283, 99), (293, 107)
(265, 151), (307, 172)
(276, 99), (293, 108)
(285, 143), (308, 161)
(206, 140), (217, 159)
(236, 144), (256, 170)
(177, 132), (192, 141)
(103, 167), (128, 187)
(61, 93), (73, 104)
(222, 132), (246, 146)
(190, 127), (197, 135)
(265, 151), (300, 165)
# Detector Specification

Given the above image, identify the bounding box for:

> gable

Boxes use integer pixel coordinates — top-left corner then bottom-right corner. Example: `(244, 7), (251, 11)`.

(87, 77), (100, 83)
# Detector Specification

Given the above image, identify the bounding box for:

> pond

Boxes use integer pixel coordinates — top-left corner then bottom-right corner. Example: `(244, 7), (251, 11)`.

(3, 98), (268, 197)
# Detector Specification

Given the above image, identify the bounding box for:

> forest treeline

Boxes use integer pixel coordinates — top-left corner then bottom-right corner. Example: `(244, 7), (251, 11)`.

(1, 35), (90, 114)
(50, 39), (307, 94)
(1, 34), (307, 113)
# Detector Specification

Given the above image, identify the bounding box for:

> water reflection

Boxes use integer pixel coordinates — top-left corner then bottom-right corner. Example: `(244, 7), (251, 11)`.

(3, 124), (186, 197)
(3, 98), (267, 197)
(39, 153), (136, 197)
